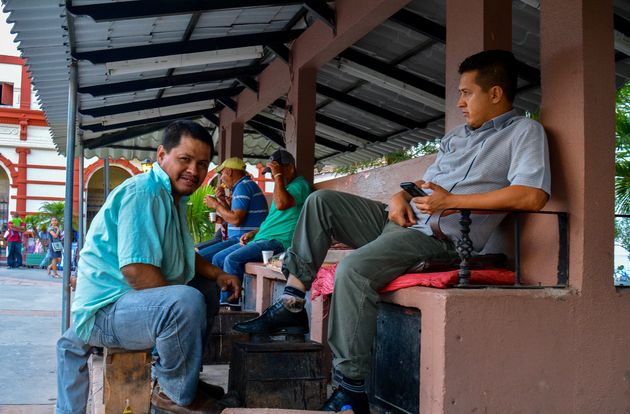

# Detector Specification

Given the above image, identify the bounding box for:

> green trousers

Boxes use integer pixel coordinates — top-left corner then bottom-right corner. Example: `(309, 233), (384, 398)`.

(283, 190), (455, 379)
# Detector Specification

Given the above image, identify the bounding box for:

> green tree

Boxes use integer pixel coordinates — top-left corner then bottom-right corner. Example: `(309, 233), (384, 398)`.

(39, 201), (66, 223)
(615, 82), (630, 214)
(614, 82), (630, 252)
(37, 201), (79, 231)
(23, 213), (47, 233)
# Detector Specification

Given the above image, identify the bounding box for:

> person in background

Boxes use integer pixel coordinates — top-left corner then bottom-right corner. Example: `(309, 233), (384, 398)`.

(38, 223), (52, 269)
(47, 217), (62, 278)
(6, 211), (25, 269)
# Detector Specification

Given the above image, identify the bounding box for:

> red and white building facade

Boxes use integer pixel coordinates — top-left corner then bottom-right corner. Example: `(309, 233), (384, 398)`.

(0, 55), (145, 227)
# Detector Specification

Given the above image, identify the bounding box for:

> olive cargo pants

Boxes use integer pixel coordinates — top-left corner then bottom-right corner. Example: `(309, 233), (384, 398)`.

(282, 190), (455, 379)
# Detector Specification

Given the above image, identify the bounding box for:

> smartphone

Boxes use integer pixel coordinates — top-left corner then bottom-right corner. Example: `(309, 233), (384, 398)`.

(400, 181), (428, 197)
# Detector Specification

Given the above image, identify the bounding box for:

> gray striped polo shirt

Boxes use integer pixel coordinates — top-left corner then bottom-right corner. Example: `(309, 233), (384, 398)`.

(411, 109), (551, 252)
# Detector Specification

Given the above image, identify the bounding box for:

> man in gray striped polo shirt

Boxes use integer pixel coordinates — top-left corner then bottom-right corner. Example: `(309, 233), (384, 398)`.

(234, 50), (551, 413)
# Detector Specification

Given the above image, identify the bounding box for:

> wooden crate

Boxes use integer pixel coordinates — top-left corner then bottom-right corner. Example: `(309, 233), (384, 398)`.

(103, 348), (152, 414)
(228, 341), (326, 409)
(204, 309), (259, 364)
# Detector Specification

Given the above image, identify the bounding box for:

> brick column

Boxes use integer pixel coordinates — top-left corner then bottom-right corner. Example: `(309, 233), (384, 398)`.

(285, 67), (317, 184)
(445, 0), (512, 131)
(14, 147), (30, 216)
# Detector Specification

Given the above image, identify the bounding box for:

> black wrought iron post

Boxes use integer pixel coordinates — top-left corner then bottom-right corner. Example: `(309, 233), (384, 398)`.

(514, 214), (521, 286)
(456, 209), (473, 286)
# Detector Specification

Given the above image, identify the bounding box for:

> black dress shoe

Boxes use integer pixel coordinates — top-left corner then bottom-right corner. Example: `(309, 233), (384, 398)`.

(232, 300), (309, 335)
(322, 387), (370, 414)
(197, 380), (224, 399)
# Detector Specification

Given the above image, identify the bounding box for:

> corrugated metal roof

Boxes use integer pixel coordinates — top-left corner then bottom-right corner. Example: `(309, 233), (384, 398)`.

(2, 0), (630, 169)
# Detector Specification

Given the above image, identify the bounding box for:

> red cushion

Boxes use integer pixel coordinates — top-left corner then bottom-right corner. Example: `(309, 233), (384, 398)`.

(310, 264), (515, 299)
(379, 268), (515, 292)
(311, 264), (336, 299)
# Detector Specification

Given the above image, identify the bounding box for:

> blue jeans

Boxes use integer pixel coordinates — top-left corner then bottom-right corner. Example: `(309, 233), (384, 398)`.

(40, 249), (52, 268)
(212, 239), (284, 278)
(7, 241), (22, 267)
(198, 237), (239, 263)
(195, 229), (223, 250)
(55, 276), (219, 414)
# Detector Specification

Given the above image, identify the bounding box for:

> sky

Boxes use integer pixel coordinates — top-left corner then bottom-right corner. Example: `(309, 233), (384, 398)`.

(0, 5), (19, 57)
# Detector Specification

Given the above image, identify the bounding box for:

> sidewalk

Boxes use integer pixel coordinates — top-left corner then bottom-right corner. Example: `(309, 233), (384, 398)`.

(0, 267), (233, 414)
(0, 267), (62, 414)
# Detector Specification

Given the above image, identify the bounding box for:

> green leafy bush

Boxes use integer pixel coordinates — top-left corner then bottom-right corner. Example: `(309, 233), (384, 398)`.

(186, 185), (216, 244)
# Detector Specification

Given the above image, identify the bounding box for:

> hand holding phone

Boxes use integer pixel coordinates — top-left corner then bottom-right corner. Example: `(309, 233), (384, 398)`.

(400, 181), (428, 197)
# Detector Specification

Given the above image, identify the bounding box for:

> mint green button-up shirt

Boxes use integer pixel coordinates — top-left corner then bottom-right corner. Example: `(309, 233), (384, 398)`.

(72, 163), (195, 342)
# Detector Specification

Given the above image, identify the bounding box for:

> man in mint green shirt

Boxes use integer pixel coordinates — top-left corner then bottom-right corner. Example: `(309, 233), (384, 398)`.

(56, 120), (241, 414)
(211, 149), (311, 279)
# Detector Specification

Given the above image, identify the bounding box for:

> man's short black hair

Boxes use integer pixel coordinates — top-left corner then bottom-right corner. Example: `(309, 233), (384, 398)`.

(162, 120), (214, 155)
(458, 50), (518, 103)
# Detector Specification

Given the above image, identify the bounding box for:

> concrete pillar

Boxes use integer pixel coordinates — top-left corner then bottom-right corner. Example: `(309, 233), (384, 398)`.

(219, 127), (227, 162)
(224, 122), (244, 160)
(445, 0), (512, 131)
(219, 108), (244, 160)
(285, 67), (317, 184)
(540, 0), (615, 293)
(539, 3), (618, 410)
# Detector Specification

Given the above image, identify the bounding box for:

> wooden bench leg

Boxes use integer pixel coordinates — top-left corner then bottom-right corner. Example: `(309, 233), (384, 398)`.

(103, 348), (153, 414)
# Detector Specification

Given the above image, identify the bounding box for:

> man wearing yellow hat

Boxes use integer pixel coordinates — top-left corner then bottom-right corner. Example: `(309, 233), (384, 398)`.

(201, 158), (268, 288)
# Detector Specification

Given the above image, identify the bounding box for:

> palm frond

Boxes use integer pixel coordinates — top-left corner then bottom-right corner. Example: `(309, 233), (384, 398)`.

(186, 185), (216, 244)
(616, 82), (630, 214)
(616, 160), (630, 178)
(615, 176), (630, 214)
(38, 201), (66, 226)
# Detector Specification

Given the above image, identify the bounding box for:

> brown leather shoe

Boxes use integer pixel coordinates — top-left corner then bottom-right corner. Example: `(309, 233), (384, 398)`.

(197, 380), (224, 399)
(151, 387), (222, 414)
